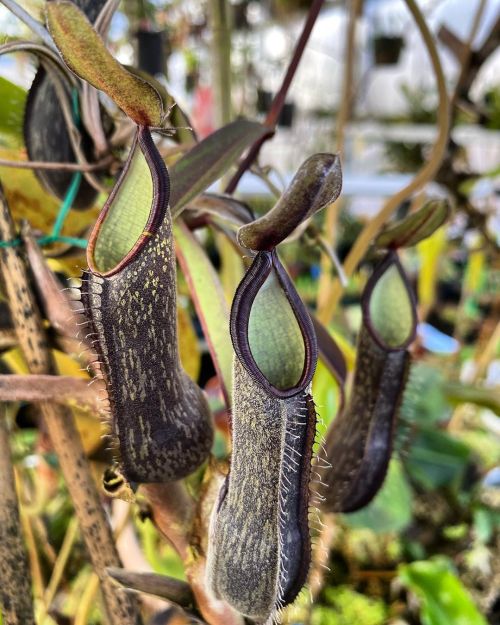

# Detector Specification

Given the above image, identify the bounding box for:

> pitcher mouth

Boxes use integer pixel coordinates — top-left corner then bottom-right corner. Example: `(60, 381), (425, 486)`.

(87, 125), (170, 277)
(230, 249), (318, 399)
(361, 251), (417, 352)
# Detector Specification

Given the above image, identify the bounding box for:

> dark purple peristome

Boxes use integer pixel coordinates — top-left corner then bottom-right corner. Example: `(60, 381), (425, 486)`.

(279, 393), (317, 605)
(229, 249), (318, 399)
(319, 252), (417, 513)
(81, 126), (213, 484)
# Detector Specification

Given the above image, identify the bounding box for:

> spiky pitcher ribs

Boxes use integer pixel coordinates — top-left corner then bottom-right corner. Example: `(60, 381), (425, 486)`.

(81, 126), (212, 483)
(207, 361), (316, 623)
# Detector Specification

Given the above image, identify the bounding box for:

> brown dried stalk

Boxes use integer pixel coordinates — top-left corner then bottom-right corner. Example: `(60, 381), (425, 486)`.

(0, 183), (143, 625)
(0, 374), (103, 413)
(318, 0), (450, 324)
(225, 0), (326, 193)
(0, 156), (113, 172)
(0, 406), (36, 625)
(143, 482), (243, 625)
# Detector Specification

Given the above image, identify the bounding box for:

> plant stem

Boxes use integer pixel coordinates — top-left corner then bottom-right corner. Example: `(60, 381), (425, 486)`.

(317, 0), (450, 324)
(0, 156), (113, 172)
(143, 482), (244, 625)
(225, 0), (325, 194)
(210, 0), (232, 127)
(0, 374), (105, 414)
(0, 406), (36, 625)
(38, 517), (80, 624)
(316, 0), (361, 310)
(0, 184), (143, 625)
(0, 0), (55, 48)
(449, 0), (488, 113)
(107, 568), (195, 607)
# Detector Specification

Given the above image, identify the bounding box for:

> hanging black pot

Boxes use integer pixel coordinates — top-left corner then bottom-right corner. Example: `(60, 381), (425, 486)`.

(256, 89), (295, 128)
(373, 35), (404, 65)
(137, 29), (167, 78)
(231, 1), (249, 30)
(257, 89), (273, 114)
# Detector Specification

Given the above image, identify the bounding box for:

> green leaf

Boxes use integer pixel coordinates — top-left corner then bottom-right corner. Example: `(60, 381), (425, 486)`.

(405, 427), (471, 490)
(0, 77), (26, 146)
(174, 221), (232, 404)
(138, 518), (186, 580)
(400, 363), (450, 426)
(312, 586), (387, 625)
(399, 559), (487, 625)
(170, 119), (269, 217)
(375, 199), (450, 249)
(47, 1), (163, 126)
(443, 382), (500, 416)
(343, 458), (413, 533)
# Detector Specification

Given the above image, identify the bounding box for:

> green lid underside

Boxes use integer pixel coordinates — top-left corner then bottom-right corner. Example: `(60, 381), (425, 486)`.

(248, 270), (305, 390)
(93, 143), (153, 273)
(368, 264), (414, 349)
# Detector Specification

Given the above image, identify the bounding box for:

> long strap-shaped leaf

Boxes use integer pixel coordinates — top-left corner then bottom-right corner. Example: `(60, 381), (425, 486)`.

(174, 220), (233, 404)
(170, 119), (269, 218)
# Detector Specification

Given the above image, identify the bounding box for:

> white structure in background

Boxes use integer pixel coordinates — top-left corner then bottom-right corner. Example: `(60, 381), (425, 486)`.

(285, 0), (500, 117)
(251, 0), (500, 219)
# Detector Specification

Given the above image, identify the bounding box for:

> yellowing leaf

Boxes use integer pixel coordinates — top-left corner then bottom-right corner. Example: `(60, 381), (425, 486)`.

(177, 304), (201, 382)
(47, 1), (163, 126)
(464, 250), (485, 295)
(174, 221), (232, 403)
(52, 349), (88, 379)
(312, 357), (341, 444)
(1, 347), (29, 374)
(71, 406), (107, 455)
(214, 231), (244, 304)
(330, 329), (356, 371)
(417, 226), (446, 313)
(0, 148), (99, 237)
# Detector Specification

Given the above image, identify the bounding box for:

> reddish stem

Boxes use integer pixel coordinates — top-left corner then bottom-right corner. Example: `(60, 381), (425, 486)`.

(225, 0), (325, 194)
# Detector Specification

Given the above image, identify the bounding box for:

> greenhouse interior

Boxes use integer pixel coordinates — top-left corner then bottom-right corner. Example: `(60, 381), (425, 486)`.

(0, 0), (498, 624)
